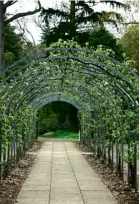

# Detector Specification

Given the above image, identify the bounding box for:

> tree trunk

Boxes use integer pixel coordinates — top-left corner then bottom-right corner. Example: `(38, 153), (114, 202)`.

(0, 2), (5, 74)
(70, 0), (76, 39)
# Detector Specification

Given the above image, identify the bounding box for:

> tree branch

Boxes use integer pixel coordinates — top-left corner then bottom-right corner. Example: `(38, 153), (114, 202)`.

(5, 1), (41, 25)
(16, 18), (36, 45)
(34, 16), (44, 31)
(4, 0), (18, 9)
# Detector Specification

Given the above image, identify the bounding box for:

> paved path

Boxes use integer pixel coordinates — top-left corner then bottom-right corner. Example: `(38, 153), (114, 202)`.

(15, 141), (117, 204)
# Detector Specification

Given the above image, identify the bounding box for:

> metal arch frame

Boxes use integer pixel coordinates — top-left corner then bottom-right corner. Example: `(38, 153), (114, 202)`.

(30, 94), (84, 111)
(30, 93), (103, 113)
(12, 87), (99, 112)
(31, 94), (107, 112)
(5, 76), (118, 113)
(5, 47), (138, 79)
(1, 58), (137, 112)
(0, 66), (110, 107)
(0, 53), (138, 120)
(3, 73), (135, 115)
(0, 54), (138, 96)
(7, 83), (107, 112)
(0, 63), (136, 108)
(19, 84), (117, 112)
(0, 48), (137, 131)
(3, 66), (134, 114)
(0, 47), (138, 192)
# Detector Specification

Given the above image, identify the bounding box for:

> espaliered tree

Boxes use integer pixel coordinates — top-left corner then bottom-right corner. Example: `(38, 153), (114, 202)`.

(41, 0), (128, 45)
(0, 0), (41, 74)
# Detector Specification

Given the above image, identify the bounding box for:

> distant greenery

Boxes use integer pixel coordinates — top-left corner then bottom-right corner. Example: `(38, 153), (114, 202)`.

(41, 130), (79, 139)
(4, 24), (24, 67)
(118, 24), (139, 73)
(88, 25), (123, 60)
(38, 101), (78, 135)
(41, 0), (127, 46)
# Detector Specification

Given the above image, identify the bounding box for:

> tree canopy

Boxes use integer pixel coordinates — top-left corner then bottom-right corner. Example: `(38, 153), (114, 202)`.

(0, 0), (41, 73)
(4, 24), (24, 66)
(41, 0), (128, 45)
(118, 24), (139, 73)
(88, 25), (117, 49)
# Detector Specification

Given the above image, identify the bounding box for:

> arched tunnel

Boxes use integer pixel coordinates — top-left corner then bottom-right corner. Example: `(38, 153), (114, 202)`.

(0, 47), (138, 191)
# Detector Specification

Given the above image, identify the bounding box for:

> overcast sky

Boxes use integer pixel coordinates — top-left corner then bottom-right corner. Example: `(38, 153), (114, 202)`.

(6, 0), (138, 44)
(7, 0), (56, 43)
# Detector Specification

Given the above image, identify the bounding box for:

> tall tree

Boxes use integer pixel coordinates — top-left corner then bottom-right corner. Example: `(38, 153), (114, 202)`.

(41, 0), (128, 45)
(88, 25), (126, 61)
(118, 24), (139, 73)
(4, 24), (24, 67)
(88, 25), (117, 49)
(0, 0), (41, 74)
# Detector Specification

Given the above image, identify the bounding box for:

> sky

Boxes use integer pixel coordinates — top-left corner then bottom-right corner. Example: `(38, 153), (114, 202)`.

(7, 0), (56, 43)
(6, 0), (138, 44)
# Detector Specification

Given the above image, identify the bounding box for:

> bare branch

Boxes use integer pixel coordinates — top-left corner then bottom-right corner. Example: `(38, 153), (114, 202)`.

(5, 1), (41, 25)
(26, 29), (36, 45)
(34, 16), (44, 31)
(4, 0), (18, 8)
(16, 18), (27, 41)
(16, 18), (36, 45)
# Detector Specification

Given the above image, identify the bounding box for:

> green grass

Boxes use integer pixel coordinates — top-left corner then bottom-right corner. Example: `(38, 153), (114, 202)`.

(41, 130), (79, 140)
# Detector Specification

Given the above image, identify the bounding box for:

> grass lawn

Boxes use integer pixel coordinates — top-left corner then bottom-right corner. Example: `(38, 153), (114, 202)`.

(40, 130), (79, 140)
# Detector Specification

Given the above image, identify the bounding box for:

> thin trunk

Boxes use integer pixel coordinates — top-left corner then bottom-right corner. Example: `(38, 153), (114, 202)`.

(70, 0), (76, 39)
(0, 2), (4, 74)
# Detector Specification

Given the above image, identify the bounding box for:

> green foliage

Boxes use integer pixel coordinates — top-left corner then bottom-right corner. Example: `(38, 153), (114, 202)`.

(0, 39), (138, 167)
(118, 24), (139, 73)
(38, 102), (78, 134)
(41, 0), (128, 45)
(63, 115), (70, 129)
(88, 26), (117, 49)
(4, 24), (24, 67)
(88, 25), (124, 60)
(42, 130), (78, 139)
(0, 101), (35, 153)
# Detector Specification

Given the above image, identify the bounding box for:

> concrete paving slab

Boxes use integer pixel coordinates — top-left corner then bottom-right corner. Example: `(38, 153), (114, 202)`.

(52, 177), (76, 183)
(71, 162), (91, 168)
(22, 184), (50, 191)
(15, 200), (47, 204)
(26, 175), (51, 182)
(78, 180), (109, 191)
(51, 186), (80, 194)
(74, 168), (97, 175)
(52, 164), (71, 169)
(15, 141), (117, 204)
(50, 192), (84, 204)
(18, 190), (49, 201)
(27, 173), (51, 178)
(24, 180), (49, 186)
(51, 181), (78, 189)
(52, 159), (70, 164)
(82, 191), (117, 204)
(75, 174), (101, 181)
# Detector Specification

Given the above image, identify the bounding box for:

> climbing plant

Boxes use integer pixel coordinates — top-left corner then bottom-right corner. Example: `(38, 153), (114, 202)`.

(0, 39), (138, 191)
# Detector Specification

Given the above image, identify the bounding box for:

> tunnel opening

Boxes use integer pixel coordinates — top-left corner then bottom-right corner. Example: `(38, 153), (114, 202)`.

(37, 101), (79, 140)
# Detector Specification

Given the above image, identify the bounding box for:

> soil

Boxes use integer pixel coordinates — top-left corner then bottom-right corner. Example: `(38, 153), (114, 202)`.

(0, 141), (43, 204)
(76, 142), (139, 204)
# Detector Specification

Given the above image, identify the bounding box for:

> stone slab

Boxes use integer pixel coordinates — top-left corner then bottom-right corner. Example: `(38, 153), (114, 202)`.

(78, 180), (109, 191)
(82, 191), (117, 204)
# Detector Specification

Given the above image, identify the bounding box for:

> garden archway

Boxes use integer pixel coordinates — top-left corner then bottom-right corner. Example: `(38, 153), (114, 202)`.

(0, 46), (138, 190)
